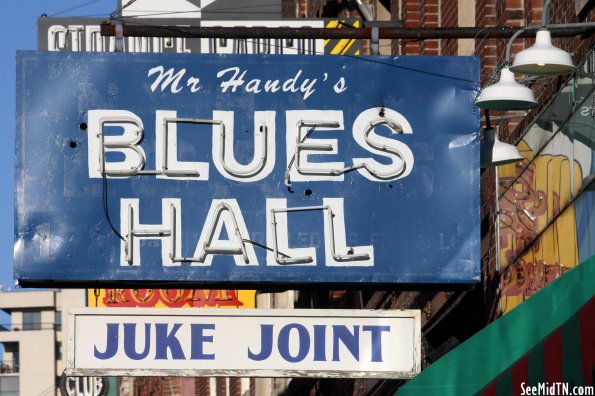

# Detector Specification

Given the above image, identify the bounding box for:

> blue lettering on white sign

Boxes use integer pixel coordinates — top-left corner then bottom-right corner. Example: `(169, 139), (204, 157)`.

(247, 323), (390, 363)
(92, 321), (390, 363)
(94, 323), (216, 361)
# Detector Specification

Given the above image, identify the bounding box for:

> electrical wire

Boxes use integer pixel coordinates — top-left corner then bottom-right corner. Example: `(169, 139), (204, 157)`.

(464, 25), (500, 58)
(46, 0), (300, 19)
(102, 174), (125, 242)
(110, 1), (291, 18)
(192, 1), (337, 13)
(115, 10), (282, 18)
(102, 173), (290, 258)
(285, 124), (319, 192)
(111, 0), (140, 17)
(107, 16), (478, 83)
(49, 0), (107, 17)
(109, 0), (341, 18)
(90, 6), (476, 242)
(242, 239), (291, 259)
(44, 2), (479, 84)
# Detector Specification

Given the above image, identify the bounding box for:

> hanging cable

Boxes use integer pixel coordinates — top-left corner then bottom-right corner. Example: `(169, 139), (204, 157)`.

(101, 19), (511, 83)
(102, 174), (125, 241)
(110, 0), (139, 17)
(242, 239), (291, 259)
(285, 124), (319, 192)
(48, 0), (104, 17)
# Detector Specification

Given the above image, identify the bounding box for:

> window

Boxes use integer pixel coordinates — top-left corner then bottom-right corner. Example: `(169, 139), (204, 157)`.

(12, 350), (19, 373)
(55, 311), (62, 331)
(0, 375), (19, 395)
(22, 311), (41, 331)
(56, 341), (62, 361)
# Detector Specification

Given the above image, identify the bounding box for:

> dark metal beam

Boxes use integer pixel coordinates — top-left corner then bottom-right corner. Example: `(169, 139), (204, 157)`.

(100, 22), (595, 40)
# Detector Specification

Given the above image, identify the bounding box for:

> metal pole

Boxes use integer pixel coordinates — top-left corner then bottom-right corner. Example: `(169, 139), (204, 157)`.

(354, 0), (374, 21)
(100, 22), (595, 40)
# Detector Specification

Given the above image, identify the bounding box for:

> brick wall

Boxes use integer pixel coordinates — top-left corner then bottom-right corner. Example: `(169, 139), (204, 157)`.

(421, 0), (441, 54)
(392, 0), (443, 55)
(391, 0), (401, 53)
(132, 377), (253, 395)
(195, 378), (211, 396)
(404, 0), (423, 53)
(480, 166), (499, 321)
(441, 0), (459, 55)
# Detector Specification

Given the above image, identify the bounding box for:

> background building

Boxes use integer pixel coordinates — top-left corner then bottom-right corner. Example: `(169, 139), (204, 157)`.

(8, 0), (595, 395)
(0, 290), (86, 396)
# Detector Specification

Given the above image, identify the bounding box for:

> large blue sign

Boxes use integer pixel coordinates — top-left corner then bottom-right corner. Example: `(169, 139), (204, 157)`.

(14, 51), (480, 286)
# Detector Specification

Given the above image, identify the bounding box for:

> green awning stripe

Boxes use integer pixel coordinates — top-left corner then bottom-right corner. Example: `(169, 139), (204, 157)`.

(562, 312), (584, 386)
(396, 254), (595, 396)
(496, 368), (513, 396)
(527, 342), (546, 387)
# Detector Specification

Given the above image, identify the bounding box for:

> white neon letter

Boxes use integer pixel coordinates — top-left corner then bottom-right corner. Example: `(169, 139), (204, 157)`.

(352, 107), (414, 181)
(87, 110), (146, 178)
(48, 25), (67, 51)
(192, 199), (258, 266)
(85, 25), (103, 52)
(120, 198), (181, 267)
(322, 198), (373, 266)
(155, 110), (210, 180)
(68, 25), (84, 51)
(285, 110), (344, 183)
(266, 198), (317, 266)
(211, 110), (276, 181)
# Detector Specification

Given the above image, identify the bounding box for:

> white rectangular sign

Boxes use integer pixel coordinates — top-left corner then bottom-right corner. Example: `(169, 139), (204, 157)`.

(67, 308), (420, 378)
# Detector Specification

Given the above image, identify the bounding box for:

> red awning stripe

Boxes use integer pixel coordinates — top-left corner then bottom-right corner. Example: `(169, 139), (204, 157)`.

(543, 329), (564, 384)
(579, 297), (595, 385)
(512, 356), (530, 394)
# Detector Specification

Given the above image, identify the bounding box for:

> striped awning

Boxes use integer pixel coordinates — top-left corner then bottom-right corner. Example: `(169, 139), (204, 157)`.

(396, 255), (595, 395)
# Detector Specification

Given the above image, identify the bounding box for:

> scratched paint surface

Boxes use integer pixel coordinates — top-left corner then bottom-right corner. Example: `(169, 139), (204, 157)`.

(14, 51), (480, 286)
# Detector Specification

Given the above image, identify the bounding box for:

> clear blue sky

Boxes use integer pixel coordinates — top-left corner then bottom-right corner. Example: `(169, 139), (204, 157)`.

(0, 1), (114, 292)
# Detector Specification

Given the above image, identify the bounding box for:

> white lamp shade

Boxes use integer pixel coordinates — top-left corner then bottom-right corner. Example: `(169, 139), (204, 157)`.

(475, 67), (538, 110)
(509, 30), (575, 75)
(480, 128), (524, 168)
